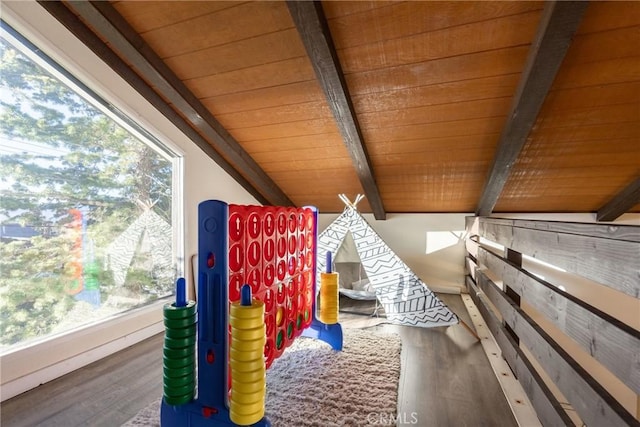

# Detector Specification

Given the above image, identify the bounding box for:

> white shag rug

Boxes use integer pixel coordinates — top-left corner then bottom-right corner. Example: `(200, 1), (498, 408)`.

(123, 328), (401, 426)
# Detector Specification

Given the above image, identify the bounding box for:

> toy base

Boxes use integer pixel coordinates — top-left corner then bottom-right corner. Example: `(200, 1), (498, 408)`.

(161, 398), (271, 427)
(301, 319), (343, 350)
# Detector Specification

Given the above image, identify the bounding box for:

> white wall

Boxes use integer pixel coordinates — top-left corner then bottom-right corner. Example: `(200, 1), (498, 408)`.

(318, 212), (471, 293)
(1, 1), (258, 401)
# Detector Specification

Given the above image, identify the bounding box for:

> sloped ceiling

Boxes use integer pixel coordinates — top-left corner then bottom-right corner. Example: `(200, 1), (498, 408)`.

(41, 1), (640, 220)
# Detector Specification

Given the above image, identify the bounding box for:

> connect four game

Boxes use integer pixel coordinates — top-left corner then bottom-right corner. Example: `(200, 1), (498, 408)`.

(228, 204), (316, 368)
(161, 200), (342, 427)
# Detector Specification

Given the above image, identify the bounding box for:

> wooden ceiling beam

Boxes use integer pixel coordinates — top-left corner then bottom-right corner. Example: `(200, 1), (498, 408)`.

(286, 1), (386, 220)
(40, 0), (292, 207)
(596, 177), (640, 222)
(475, 1), (588, 216)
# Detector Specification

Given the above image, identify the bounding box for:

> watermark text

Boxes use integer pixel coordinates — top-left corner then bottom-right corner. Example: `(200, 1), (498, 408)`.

(366, 412), (419, 425)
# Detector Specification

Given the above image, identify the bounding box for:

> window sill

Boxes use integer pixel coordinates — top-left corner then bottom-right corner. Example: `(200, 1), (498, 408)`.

(0, 297), (171, 401)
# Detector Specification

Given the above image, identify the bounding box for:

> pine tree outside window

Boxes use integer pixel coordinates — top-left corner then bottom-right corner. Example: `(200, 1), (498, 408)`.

(0, 22), (181, 353)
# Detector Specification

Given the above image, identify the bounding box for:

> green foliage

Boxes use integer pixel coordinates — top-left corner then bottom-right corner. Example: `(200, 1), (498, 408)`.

(0, 33), (174, 348)
(0, 236), (74, 346)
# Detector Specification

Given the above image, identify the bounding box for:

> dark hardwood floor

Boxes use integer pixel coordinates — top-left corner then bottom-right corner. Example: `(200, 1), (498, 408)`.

(1, 294), (517, 426)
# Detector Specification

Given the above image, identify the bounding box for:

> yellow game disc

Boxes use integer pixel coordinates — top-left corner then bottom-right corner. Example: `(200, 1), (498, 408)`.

(229, 398), (265, 416)
(231, 377), (266, 394)
(231, 367), (266, 383)
(230, 408), (263, 426)
(320, 302), (338, 309)
(230, 387), (266, 404)
(230, 347), (263, 362)
(230, 336), (265, 352)
(229, 314), (264, 330)
(230, 301), (265, 319)
(229, 356), (265, 373)
(231, 325), (265, 341)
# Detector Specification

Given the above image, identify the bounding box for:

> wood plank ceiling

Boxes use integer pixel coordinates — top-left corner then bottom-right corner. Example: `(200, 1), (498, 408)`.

(43, 1), (640, 220)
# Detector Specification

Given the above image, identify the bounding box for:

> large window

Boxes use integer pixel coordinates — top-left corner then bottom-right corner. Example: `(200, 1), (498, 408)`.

(0, 22), (181, 353)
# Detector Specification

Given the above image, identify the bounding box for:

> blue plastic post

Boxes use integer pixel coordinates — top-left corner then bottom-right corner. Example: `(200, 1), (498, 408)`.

(326, 251), (332, 274)
(240, 284), (252, 306)
(175, 278), (186, 307)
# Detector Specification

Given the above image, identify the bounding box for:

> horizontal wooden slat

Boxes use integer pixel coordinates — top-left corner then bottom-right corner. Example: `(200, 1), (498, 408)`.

(259, 155), (354, 172)
(138, 2), (293, 58)
(111, 1), (239, 34)
(480, 217), (640, 243)
(544, 82), (640, 112)
(504, 145), (640, 169)
(230, 117), (339, 141)
(375, 162), (487, 176)
(478, 246), (640, 393)
(326, 1), (543, 49)
(532, 102), (639, 129)
(497, 181), (639, 205)
(577, 1), (640, 34)
(475, 269), (638, 427)
(467, 276), (574, 427)
(216, 100), (333, 130)
(466, 274), (475, 291)
(551, 56), (640, 90)
(321, 1), (393, 20)
(370, 149), (493, 167)
(201, 80), (323, 114)
(377, 202), (477, 215)
(337, 11), (541, 74)
(165, 28), (307, 81)
(519, 121), (639, 145)
(368, 133), (500, 157)
(241, 133), (342, 153)
(186, 56), (315, 99)
(271, 167), (362, 185)
(351, 74), (521, 114)
(251, 146), (343, 162)
(466, 256), (478, 280)
(478, 217), (640, 297)
(501, 185), (637, 212)
(362, 117), (506, 143)
(345, 45), (530, 95)
(491, 161), (640, 181)
(378, 189), (477, 201)
(358, 97), (512, 130)
(562, 26), (640, 65)
(494, 196), (635, 214)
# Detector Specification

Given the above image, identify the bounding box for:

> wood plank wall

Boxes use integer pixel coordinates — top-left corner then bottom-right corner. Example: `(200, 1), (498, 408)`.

(465, 217), (640, 426)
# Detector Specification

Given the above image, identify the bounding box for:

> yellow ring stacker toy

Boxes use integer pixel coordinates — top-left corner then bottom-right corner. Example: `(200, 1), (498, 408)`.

(229, 285), (266, 426)
(319, 251), (339, 324)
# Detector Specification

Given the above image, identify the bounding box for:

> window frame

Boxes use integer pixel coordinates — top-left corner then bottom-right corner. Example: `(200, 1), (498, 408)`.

(0, 2), (185, 401)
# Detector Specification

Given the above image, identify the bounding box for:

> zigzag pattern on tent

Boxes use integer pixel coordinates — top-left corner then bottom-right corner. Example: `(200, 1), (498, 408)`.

(318, 207), (458, 328)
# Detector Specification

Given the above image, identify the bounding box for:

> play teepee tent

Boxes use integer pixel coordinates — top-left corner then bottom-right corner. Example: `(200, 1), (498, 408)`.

(318, 195), (458, 328)
(106, 209), (173, 287)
